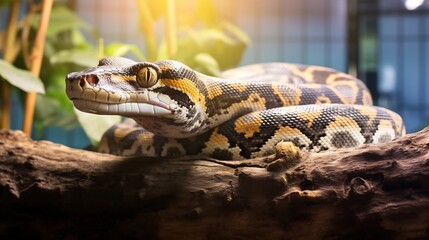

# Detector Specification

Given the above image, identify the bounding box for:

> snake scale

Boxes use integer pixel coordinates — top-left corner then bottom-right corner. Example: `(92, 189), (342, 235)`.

(66, 57), (405, 160)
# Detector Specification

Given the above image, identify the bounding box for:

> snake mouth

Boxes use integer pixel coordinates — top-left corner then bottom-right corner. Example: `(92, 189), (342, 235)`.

(71, 99), (173, 116)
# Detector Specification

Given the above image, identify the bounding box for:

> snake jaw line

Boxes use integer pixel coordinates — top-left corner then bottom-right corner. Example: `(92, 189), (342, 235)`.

(69, 86), (175, 116)
(69, 89), (174, 115)
(72, 99), (172, 116)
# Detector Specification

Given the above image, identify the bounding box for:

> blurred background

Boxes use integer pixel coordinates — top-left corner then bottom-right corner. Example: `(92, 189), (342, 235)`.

(1, 0), (428, 149)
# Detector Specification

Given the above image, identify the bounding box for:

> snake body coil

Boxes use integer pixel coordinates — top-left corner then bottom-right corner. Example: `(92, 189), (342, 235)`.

(66, 57), (405, 160)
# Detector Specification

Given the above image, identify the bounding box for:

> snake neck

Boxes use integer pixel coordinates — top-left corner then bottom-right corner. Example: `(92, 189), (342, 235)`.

(132, 76), (285, 139)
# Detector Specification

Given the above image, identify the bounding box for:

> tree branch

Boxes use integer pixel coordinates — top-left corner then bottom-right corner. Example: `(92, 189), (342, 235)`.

(0, 128), (428, 239)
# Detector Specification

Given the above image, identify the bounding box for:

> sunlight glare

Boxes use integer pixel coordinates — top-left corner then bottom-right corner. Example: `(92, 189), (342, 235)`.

(404, 0), (425, 10)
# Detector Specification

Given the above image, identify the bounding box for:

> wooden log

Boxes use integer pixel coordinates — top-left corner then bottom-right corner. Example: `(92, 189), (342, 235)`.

(0, 128), (428, 239)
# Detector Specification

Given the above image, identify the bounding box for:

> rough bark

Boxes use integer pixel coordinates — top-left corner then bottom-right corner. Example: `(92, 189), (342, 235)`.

(0, 128), (428, 240)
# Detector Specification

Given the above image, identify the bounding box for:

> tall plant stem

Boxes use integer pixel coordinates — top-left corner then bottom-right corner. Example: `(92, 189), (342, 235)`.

(136, 0), (157, 61)
(22, 0), (53, 136)
(1, 0), (20, 129)
(165, 0), (177, 58)
(0, 83), (10, 129)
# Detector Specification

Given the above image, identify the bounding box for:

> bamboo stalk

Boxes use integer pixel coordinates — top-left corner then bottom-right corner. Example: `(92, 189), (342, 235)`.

(165, 0), (177, 58)
(0, 83), (11, 129)
(1, 0), (20, 129)
(21, 2), (42, 70)
(22, 0), (53, 136)
(135, 0), (157, 61)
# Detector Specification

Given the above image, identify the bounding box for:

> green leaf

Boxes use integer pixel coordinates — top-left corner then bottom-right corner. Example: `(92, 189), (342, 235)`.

(74, 108), (122, 145)
(156, 41), (169, 60)
(70, 29), (94, 47)
(198, 29), (236, 45)
(44, 66), (75, 113)
(105, 42), (146, 61)
(35, 94), (61, 120)
(200, 22), (250, 69)
(35, 95), (78, 130)
(33, 5), (91, 37)
(220, 22), (250, 46)
(0, 59), (45, 93)
(50, 49), (99, 67)
(193, 53), (221, 76)
(172, 28), (198, 59)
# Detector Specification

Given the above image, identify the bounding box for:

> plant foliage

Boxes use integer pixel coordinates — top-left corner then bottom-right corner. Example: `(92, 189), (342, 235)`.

(0, 59), (44, 93)
(32, 5), (145, 143)
(1, 0), (249, 147)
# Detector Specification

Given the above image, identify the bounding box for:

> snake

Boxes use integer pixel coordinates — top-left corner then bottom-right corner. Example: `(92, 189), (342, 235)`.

(65, 57), (405, 160)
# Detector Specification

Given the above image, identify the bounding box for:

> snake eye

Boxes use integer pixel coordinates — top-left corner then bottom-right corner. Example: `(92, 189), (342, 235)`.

(136, 67), (158, 88)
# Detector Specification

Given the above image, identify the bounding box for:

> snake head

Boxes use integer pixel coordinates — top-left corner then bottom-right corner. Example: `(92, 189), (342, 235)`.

(66, 57), (209, 138)
(65, 57), (178, 116)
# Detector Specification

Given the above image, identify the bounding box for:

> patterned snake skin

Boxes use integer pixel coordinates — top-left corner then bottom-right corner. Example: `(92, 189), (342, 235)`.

(65, 57), (405, 160)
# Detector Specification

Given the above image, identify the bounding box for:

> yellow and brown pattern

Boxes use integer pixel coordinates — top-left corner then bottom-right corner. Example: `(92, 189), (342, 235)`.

(66, 57), (406, 160)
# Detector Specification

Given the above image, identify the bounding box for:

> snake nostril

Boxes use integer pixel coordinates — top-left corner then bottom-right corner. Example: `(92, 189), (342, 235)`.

(81, 74), (99, 87)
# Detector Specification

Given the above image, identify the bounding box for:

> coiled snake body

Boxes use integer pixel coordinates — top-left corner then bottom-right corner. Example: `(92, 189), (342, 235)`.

(66, 57), (405, 160)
